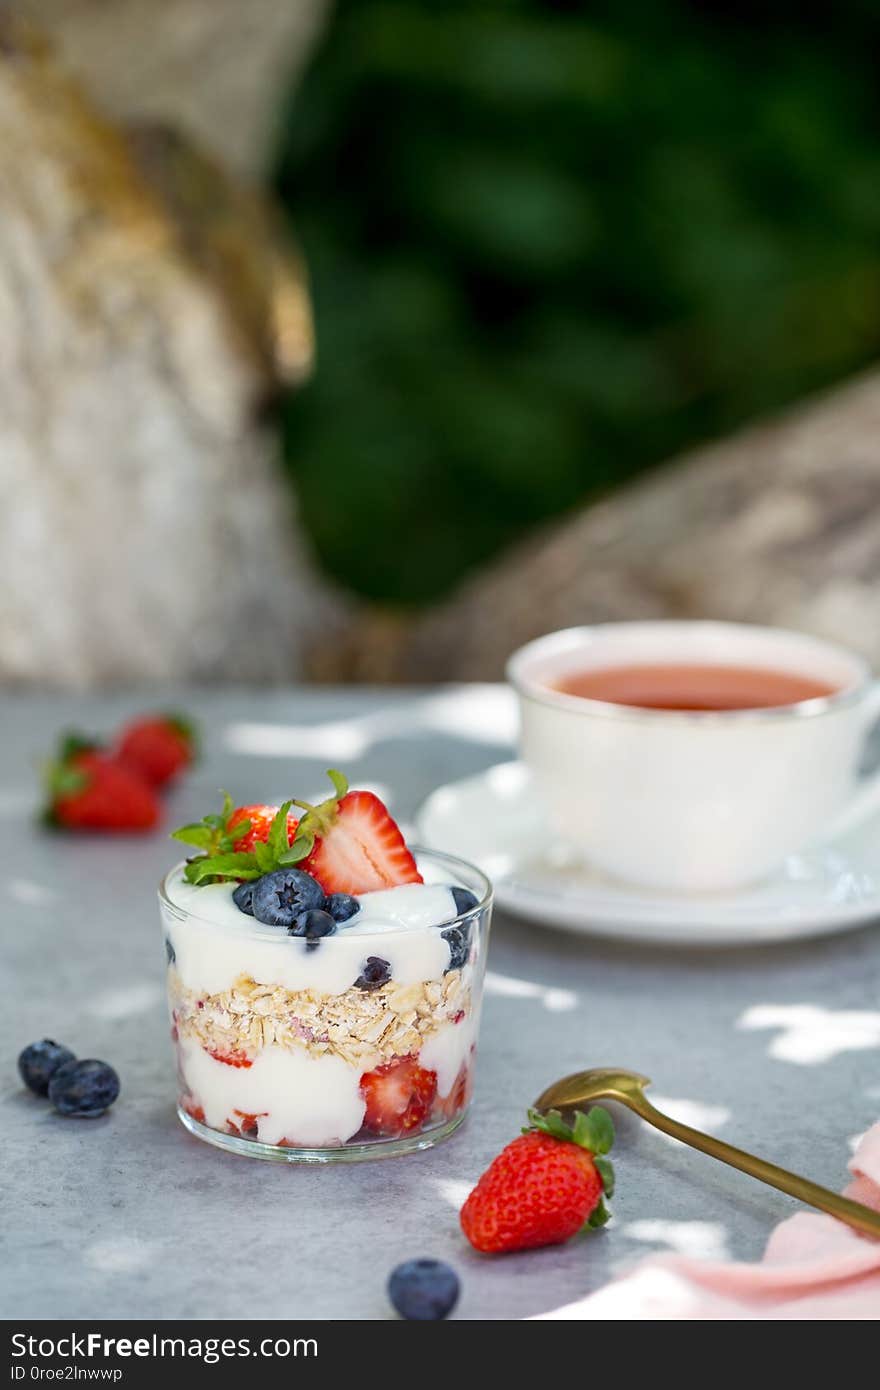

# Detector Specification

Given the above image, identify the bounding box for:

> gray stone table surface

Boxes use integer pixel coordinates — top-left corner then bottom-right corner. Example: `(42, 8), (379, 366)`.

(3, 686), (879, 1321)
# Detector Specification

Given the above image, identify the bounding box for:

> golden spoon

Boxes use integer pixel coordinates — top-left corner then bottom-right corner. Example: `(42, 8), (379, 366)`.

(535, 1067), (880, 1239)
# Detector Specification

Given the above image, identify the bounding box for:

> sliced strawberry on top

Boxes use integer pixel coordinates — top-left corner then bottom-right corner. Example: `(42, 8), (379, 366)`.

(227, 804), (299, 854)
(304, 790), (421, 893)
(360, 1056), (437, 1137)
(289, 771), (422, 895)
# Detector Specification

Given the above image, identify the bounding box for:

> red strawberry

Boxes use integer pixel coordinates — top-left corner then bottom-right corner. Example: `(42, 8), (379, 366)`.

(228, 1109), (266, 1137)
(360, 1056), (437, 1137)
(206, 1046), (252, 1069)
(45, 740), (161, 833)
(460, 1107), (615, 1254)
(116, 713), (196, 787)
(227, 804), (299, 854)
(290, 770), (422, 895)
(439, 1060), (472, 1119)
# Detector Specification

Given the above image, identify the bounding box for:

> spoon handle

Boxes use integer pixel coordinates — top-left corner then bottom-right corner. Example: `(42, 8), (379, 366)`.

(634, 1096), (880, 1239)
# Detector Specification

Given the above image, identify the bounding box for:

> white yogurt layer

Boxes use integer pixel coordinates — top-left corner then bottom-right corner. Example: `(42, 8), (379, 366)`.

(342, 883), (458, 933)
(178, 1035), (366, 1147)
(420, 1015), (476, 1098)
(162, 869), (461, 995)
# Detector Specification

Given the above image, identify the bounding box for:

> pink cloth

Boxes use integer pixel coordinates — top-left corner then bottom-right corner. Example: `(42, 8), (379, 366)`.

(537, 1125), (880, 1319)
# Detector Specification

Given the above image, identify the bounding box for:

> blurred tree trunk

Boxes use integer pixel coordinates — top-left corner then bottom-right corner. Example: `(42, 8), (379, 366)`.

(19, 0), (328, 177)
(316, 370), (880, 681)
(0, 19), (341, 688)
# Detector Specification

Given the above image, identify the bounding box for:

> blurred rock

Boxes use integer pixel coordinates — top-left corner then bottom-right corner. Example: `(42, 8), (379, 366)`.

(0, 19), (336, 688)
(318, 371), (880, 681)
(19, 0), (327, 176)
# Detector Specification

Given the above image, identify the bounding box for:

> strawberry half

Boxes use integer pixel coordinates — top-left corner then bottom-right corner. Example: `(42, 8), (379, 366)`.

(44, 738), (161, 833)
(116, 713), (197, 787)
(288, 770), (422, 895)
(360, 1056), (437, 1137)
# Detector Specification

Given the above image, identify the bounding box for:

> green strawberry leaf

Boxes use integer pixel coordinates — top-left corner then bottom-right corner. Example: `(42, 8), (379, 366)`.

(171, 790), (253, 862)
(571, 1110), (593, 1148)
(253, 840), (275, 873)
(327, 768), (348, 800)
(221, 820), (249, 852)
(278, 832), (314, 865)
(527, 1105), (615, 1155)
(593, 1155), (615, 1197)
(57, 731), (101, 762)
(162, 711), (199, 755)
(526, 1107), (572, 1142)
(51, 765), (90, 797)
(184, 852), (262, 885)
(586, 1197), (611, 1230)
(266, 800), (295, 861)
(579, 1106), (615, 1155)
(170, 823), (215, 850)
(292, 770), (350, 838)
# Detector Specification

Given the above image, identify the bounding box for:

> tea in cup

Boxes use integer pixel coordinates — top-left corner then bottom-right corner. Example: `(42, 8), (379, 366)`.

(507, 621), (880, 892)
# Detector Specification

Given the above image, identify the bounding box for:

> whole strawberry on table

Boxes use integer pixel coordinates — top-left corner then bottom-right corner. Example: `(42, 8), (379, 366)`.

(42, 713), (197, 832)
(115, 713), (197, 788)
(460, 1106), (616, 1253)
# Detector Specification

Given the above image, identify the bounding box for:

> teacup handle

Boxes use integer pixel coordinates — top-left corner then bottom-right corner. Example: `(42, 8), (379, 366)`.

(824, 681), (880, 841)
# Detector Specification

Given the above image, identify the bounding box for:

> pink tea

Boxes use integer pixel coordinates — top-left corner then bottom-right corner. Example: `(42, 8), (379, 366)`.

(551, 663), (838, 712)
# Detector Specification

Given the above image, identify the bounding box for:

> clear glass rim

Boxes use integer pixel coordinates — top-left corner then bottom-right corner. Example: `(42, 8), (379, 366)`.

(507, 620), (871, 725)
(159, 845), (493, 941)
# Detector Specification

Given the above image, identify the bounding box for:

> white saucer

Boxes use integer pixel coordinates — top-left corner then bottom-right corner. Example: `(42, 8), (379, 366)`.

(415, 762), (880, 946)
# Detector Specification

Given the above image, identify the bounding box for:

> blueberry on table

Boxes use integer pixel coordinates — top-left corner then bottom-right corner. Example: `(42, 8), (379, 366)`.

(18, 1039), (76, 1096)
(442, 925), (470, 972)
(288, 908), (337, 949)
(251, 870), (325, 926)
(354, 956), (391, 991)
(325, 892), (360, 923)
(48, 1059), (120, 1117)
(232, 880), (255, 916)
(451, 887), (479, 915)
(388, 1259), (460, 1321)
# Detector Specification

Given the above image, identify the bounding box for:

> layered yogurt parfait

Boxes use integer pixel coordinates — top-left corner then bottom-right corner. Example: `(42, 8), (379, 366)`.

(159, 772), (491, 1161)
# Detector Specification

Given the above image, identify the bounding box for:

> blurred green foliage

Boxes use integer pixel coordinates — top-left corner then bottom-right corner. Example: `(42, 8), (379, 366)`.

(275, 1), (880, 603)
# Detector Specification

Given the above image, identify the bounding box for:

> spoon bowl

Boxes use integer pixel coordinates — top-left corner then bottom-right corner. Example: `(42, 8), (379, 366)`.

(535, 1067), (652, 1113)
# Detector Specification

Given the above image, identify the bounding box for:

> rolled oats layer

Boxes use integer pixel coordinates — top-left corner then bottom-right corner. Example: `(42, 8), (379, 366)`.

(171, 968), (469, 1069)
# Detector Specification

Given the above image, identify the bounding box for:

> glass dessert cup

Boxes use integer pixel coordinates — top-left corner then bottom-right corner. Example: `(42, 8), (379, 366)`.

(159, 848), (492, 1163)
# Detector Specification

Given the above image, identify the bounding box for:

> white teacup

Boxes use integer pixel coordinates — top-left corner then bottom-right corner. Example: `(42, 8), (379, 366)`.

(507, 621), (880, 892)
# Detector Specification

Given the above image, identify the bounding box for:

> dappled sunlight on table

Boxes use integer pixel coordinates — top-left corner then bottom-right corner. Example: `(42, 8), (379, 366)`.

(739, 1003), (880, 1063)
